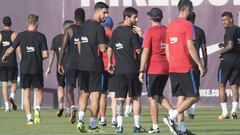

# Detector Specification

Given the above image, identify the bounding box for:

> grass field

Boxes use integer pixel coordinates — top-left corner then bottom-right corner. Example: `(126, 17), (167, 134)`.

(0, 108), (239, 135)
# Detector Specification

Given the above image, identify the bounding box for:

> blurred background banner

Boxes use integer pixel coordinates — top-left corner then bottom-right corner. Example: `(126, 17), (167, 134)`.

(0, 0), (239, 108)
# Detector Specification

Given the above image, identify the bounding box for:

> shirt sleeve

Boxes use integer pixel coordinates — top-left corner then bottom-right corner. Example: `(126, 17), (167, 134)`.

(97, 25), (107, 45)
(41, 34), (48, 51)
(11, 34), (20, 49)
(186, 23), (194, 41)
(50, 36), (56, 51)
(132, 32), (141, 49)
(143, 29), (152, 48)
(225, 28), (234, 42)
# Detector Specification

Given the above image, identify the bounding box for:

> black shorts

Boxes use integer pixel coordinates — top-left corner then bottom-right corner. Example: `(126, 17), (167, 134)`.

(146, 74), (168, 97)
(114, 73), (142, 98)
(0, 67), (18, 81)
(66, 70), (80, 87)
(169, 71), (199, 97)
(193, 66), (200, 88)
(78, 71), (105, 92)
(101, 71), (111, 92)
(57, 72), (66, 87)
(108, 74), (117, 92)
(218, 60), (240, 85)
(20, 74), (43, 89)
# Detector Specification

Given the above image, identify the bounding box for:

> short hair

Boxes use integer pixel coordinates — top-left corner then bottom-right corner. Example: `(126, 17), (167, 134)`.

(2, 16), (12, 27)
(187, 12), (196, 23)
(123, 7), (138, 20)
(178, 0), (193, 12)
(63, 20), (73, 27)
(74, 8), (85, 23)
(27, 14), (39, 25)
(221, 11), (233, 18)
(94, 2), (109, 10)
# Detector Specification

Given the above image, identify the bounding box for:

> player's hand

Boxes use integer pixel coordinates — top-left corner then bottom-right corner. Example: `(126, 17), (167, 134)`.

(218, 43), (225, 48)
(204, 66), (208, 74)
(58, 65), (64, 75)
(45, 67), (51, 78)
(138, 72), (144, 83)
(2, 55), (8, 63)
(133, 26), (144, 37)
(199, 65), (206, 77)
(107, 64), (115, 74)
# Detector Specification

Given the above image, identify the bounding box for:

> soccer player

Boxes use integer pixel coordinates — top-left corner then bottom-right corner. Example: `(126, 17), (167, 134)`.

(0, 16), (20, 112)
(164, 0), (206, 134)
(218, 11), (240, 120)
(187, 12), (208, 119)
(76, 2), (108, 133)
(58, 8), (85, 123)
(45, 20), (73, 117)
(2, 14), (48, 125)
(138, 8), (174, 133)
(108, 7), (146, 133)
(98, 16), (116, 127)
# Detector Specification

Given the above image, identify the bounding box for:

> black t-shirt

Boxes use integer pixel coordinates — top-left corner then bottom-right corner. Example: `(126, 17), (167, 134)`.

(78, 19), (106, 72)
(12, 30), (48, 74)
(109, 25), (141, 74)
(65, 24), (81, 70)
(0, 30), (17, 67)
(223, 25), (240, 62)
(51, 34), (68, 68)
(192, 25), (206, 68)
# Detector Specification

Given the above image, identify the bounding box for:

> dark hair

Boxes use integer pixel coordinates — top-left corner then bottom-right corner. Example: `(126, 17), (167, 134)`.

(63, 20), (73, 27)
(187, 12), (196, 23)
(123, 7), (138, 20)
(94, 2), (109, 10)
(74, 8), (85, 23)
(152, 18), (162, 23)
(3, 16), (12, 27)
(221, 11), (233, 18)
(178, 0), (193, 12)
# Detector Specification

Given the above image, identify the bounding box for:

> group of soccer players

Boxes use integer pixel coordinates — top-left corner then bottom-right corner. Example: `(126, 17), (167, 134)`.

(1, 0), (240, 134)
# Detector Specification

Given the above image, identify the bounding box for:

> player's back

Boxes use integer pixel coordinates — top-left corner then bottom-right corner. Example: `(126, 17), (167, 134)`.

(15, 31), (47, 74)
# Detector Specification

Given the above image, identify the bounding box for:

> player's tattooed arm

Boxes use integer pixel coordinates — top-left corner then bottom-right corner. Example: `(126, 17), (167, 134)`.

(219, 40), (233, 57)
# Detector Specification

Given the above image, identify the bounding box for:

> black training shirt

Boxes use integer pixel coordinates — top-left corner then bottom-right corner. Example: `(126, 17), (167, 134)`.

(109, 25), (141, 74)
(223, 25), (240, 62)
(65, 24), (81, 70)
(12, 30), (48, 74)
(78, 19), (106, 72)
(0, 30), (17, 67)
(51, 34), (68, 68)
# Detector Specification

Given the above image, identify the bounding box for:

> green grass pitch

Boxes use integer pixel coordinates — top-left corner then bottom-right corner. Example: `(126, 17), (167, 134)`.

(0, 108), (239, 135)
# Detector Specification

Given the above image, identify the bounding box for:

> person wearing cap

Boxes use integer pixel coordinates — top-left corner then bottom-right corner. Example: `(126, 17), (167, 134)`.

(98, 16), (118, 128)
(138, 8), (174, 133)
